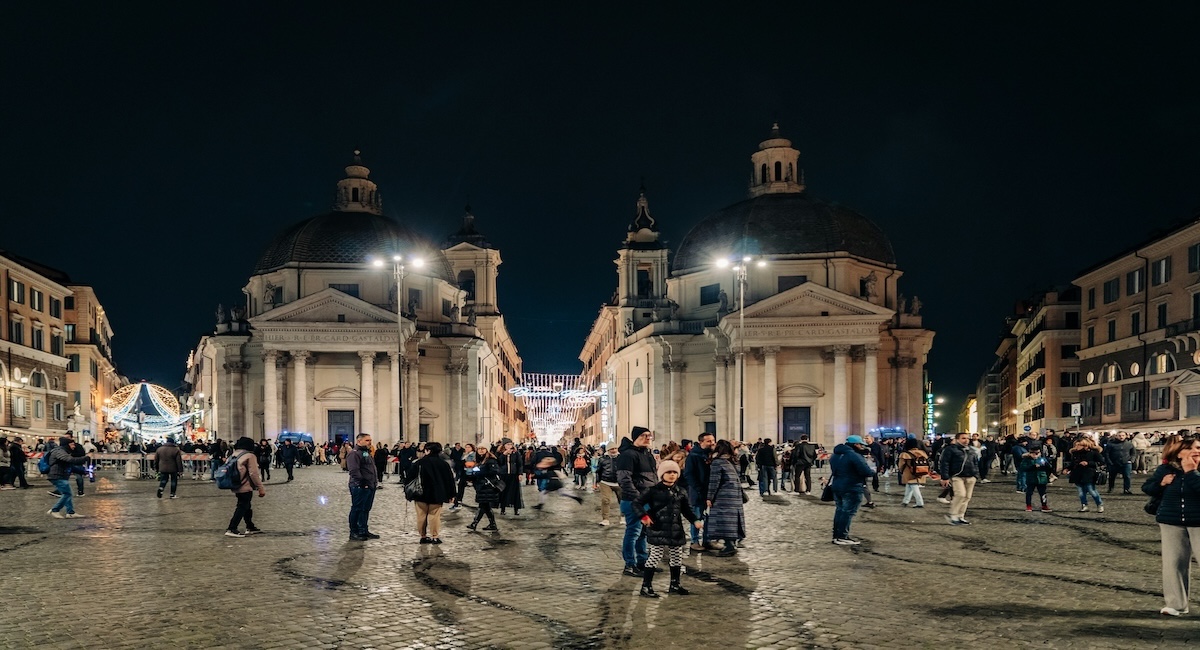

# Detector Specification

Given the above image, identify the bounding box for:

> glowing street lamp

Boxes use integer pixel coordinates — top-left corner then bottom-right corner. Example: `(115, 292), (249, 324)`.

(371, 254), (424, 441)
(717, 254), (767, 442)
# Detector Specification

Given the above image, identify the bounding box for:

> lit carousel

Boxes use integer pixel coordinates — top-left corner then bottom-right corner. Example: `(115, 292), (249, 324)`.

(103, 382), (194, 442)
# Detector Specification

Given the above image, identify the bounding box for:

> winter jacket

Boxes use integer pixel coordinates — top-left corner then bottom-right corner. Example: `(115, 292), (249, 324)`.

(1104, 440), (1134, 466)
(939, 443), (979, 479)
(631, 482), (698, 546)
(1143, 463), (1200, 526)
(471, 457), (503, 507)
(792, 442), (818, 467)
(45, 445), (88, 480)
(829, 444), (875, 492)
(230, 451), (263, 494)
(1068, 449), (1103, 486)
(754, 444), (777, 468)
(683, 444), (711, 505)
(346, 444), (379, 490)
(614, 437), (658, 501)
(279, 444), (298, 464)
(898, 449), (930, 485)
(407, 455), (456, 505)
(497, 449), (524, 475)
(597, 454), (619, 485)
(1019, 454), (1051, 485)
(705, 456), (745, 541)
(153, 442), (184, 474)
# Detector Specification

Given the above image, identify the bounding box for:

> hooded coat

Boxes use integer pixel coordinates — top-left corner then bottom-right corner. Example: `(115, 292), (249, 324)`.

(153, 440), (184, 474)
(615, 432), (658, 501)
(632, 482), (698, 546)
(829, 444), (875, 492)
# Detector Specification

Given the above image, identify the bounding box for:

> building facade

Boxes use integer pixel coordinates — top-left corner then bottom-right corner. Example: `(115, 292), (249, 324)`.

(1011, 288), (1081, 435)
(578, 126), (934, 447)
(1075, 218), (1200, 431)
(184, 156), (527, 445)
(63, 285), (124, 439)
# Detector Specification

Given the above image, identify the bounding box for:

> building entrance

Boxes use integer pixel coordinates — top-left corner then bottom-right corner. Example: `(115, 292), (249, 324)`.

(328, 410), (355, 445)
(782, 407), (810, 439)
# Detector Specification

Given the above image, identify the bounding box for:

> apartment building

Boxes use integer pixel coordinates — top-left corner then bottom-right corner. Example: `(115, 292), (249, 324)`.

(1011, 288), (1081, 434)
(63, 285), (123, 439)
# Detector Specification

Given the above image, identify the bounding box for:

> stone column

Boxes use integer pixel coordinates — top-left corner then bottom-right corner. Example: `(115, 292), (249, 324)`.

(714, 355), (728, 438)
(762, 346), (779, 441)
(734, 351), (745, 441)
(672, 362), (686, 443)
(359, 351), (376, 436)
(291, 351), (309, 434)
(406, 359), (420, 440)
(831, 345), (851, 444)
(863, 344), (879, 433)
(263, 350), (280, 439)
(389, 351), (402, 440)
(224, 360), (250, 437)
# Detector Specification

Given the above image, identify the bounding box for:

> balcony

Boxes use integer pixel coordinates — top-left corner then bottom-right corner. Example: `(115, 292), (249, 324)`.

(1165, 318), (1200, 337)
(1018, 351), (1046, 381)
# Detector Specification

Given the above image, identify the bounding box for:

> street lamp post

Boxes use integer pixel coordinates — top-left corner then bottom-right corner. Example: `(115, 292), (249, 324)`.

(718, 255), (766, 442)
(373, 254), (422, 442)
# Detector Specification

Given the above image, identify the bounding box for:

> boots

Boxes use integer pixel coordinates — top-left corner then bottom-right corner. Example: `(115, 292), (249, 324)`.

(640, 568), (658, 598)
(466, 511), (483, 531)
(668, 566), (689, 595)
(482, 514), (498, 531)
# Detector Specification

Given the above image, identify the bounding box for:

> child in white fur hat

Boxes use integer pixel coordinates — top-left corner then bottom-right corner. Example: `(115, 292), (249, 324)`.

(631, 459), (702, 597)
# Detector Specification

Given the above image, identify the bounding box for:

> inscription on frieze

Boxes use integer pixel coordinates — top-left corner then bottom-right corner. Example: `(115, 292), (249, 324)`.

(262, 332), (395, 344)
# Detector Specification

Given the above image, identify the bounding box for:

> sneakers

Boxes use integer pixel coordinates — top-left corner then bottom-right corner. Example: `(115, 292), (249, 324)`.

(481, 524), (498, 531)
(622, 565), (644, 577)
(419, 537), (433, 544)
(668, 583), (690, 595)
(832, 537), (861, 545)
(1026, 505), (1034, 512)
(48, 490), (62, 497)
(349, 534), (368, 541)
(224, 530), (246, 538)
(1041, 505), (1052, 512)
(363, 532), (381, 539)
(430, 537), (443, 544)
(64, 513), (85, 519)
(157, 488), (163, 498)
(1098, 505), (1105, 513)
(937, 497), (951, 504)
(979, 479), (991, 484)
(48, 509), (65, 519)
(448, 504), (461, 511)
(599, 519), (611, 526)
(170, 494), (178, 499)
(946, 516), (964, 525)
(1079, 505), (1089, 512)
(1161, 607), (1188, 617)
(244, 529), (264, 535)
(912, 504), (924, 508)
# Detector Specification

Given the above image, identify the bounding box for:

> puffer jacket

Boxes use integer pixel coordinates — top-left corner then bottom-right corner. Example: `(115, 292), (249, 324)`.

(683, 444), (711, 504)
(632, 482), (698, 546)
(939, 443), (979, 479)
(614, 437), (658, 501)
(46, 445), (89, 480)
(829, 444), (875, 492)
(154, 441), (184, 474)
(1144, 463), (1200, 526)
(1068, 449), (1103, 485)
(471, 457), (503, 507)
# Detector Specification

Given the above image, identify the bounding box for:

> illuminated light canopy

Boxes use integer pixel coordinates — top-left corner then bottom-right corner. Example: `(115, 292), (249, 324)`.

(104, 382), (193, 441)
(508, 374), (603, 442)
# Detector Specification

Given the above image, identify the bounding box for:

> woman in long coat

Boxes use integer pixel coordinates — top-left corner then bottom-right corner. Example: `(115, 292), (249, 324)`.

(496, 441), (524, 515)
(406, 442), (457, 544)
(706, 439), (746, 557)
(467, 448), (503, 532)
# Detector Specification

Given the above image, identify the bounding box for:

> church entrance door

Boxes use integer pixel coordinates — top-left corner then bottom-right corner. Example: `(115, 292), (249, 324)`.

(782, 407), (810, 439)
(328, 410), (355, 445)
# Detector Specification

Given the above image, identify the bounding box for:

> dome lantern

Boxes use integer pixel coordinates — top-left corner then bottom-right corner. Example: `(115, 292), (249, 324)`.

(334, 150), (383, 214)
(749, 123), (805, 197)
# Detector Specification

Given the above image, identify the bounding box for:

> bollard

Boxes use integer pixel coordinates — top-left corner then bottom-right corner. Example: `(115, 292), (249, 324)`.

(124, 459), (141, 479)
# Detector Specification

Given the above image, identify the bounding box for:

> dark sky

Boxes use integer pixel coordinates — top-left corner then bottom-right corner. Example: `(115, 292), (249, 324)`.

(3, 4), (1199, 418)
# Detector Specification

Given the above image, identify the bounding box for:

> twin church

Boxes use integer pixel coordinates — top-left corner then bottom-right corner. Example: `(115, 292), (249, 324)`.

(185, 126), (933, 447)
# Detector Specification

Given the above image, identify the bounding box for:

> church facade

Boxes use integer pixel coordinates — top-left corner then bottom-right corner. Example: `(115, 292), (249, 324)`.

(184, 156), (527, 445)
(578, 126), (934, 447)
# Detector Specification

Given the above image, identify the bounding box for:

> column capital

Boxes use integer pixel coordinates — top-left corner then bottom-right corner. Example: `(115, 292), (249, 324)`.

(223, 361), (250, 373)
(714, 354), (731, 367)
(862, 343), (880, 355)
(762, 345), (781, 357)
(358, 351), (377, 363)
(850, 347), (866, 362)
(291, 350), (311, 363)
(263, 349), (280, 361)
(445, 360), (469, 375)
(889, 356), (918, 369)
(388, 350), (403, 362)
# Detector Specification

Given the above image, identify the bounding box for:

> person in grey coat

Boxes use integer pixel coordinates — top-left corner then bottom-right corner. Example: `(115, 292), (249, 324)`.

(154, 436), (184, 499)
(705, 439), (746, 557)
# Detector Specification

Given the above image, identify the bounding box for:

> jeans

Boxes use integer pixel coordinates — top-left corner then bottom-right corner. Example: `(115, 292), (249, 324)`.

(832, 489), (862, 540)
(348, 486), (376, 536)
(228, 491), (256, 532)
(1076, 482), (1103, 506)
(1014, 461), (1028, 491)
(758, 466), (777, 495)
(619, 499), (648, 566)
(690, 505), (706, 544)
(158, 472), (179, 496)
(49, 479), (75, 514)
(902, 482), (924, 506)
(1108, 462), (1133, 491)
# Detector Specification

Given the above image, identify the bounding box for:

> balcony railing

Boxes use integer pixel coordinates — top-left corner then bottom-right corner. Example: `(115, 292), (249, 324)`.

(1166, 318), (1200, 337)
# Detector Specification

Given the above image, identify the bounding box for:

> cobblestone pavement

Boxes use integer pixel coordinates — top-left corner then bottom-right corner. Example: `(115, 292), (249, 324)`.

(0, 465), (1196, 649)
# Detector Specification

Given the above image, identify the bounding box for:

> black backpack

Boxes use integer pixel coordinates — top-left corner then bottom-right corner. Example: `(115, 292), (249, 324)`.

(214, 452), (245, 490)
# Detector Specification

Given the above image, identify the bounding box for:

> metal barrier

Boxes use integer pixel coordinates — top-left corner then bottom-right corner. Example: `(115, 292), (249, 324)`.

(25, 452), (215, 480)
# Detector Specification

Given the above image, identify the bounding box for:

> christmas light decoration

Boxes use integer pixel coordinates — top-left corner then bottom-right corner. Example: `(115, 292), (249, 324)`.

(508, 374), (604, 442)
(104, 382), (193, 441)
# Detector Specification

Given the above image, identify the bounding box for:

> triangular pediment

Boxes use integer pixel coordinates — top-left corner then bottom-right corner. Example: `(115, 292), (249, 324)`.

(1169, 369), (1200, 387)
(694, 405), (716, 417)
(742, 282), (894, 320)
(251, 287), (399, 325)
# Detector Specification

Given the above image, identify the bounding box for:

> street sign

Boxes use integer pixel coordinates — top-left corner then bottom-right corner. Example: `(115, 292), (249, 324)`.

(1070, 403), (1081, 417)
(1023, 425), (1032, 432)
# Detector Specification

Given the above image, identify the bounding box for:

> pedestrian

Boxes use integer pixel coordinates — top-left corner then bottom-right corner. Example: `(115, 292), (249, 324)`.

(1020, 445), (1054, 512)
(616, 426), (659, 574)
(1104, 431), (1135, 494)
(224, 437), (266, 538)
(1143, 434), (1200, 616)
(0, 435), (10, 489)
(280, 439), (297, 481)
(6, 437), (30, 489)
(792, 435), (818, 494)
(571, 448), (591, 489)
(858, 433), (880, 508)
(374, 442), (389, 480)
(683, 433), (715, 550)
(829, 435), (876, 545)
(897, 437), (929, 508)
(938, 431), (979, 526)
(596, 445), (620, 526)
(632, 459), (702, 598)
(346, 432), (380, 541)
(1069, 436), (1105, 513)
(755, 439), (778, 496)
(257, 439), (273, 482)
(451, 443), (476, 511)
(154, 435), (184, 499)
(466, 448), (502, 532)
(705, 439), (746, 556)
(45, 437), (91, 518)
(406, 441), (456, 544)
(496, 440), (524, 516)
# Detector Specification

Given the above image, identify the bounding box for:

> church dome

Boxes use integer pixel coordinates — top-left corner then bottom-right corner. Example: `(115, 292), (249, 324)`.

(671, 192), (896, 273)
(253, 211), (456, 281)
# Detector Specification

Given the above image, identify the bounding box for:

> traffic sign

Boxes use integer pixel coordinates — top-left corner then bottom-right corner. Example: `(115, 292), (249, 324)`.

(1023, 425), (1032, 432)
(1070, 403), (1081, 417)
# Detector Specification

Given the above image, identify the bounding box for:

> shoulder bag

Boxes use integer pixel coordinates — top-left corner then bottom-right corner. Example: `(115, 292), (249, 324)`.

(403, 460), (424, 501)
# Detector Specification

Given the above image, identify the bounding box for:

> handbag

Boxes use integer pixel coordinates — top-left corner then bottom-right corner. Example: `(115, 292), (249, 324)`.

(820, 473), (836, 502)
(1144, 495), (1162, 516)
(485, 475), (506, 493)
(403, 463), (424, 501)
(741, 488), (750, 504)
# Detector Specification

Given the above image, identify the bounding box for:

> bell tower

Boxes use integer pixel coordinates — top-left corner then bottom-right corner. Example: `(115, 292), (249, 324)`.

(615, 185), (669, 310)
(442, 206), (502, 316)
(748, 123), (805, 197)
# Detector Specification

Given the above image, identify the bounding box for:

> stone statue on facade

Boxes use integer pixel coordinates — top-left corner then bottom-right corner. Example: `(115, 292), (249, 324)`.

(718, 289), (729, 313)
(861, 271), (878, 298)
(407, 298), (418, 318)
(667, 298), (680, 321)
(264, 282), (277, 306)
(231, 305), (246, 321)
(449, 302), (460, 322)
(623, 318), (634, 336)
(897, 294), (908, 314)
(465, 303), (477, 326)
(910, 295), (922, 316)
(215, 304), (227, 324)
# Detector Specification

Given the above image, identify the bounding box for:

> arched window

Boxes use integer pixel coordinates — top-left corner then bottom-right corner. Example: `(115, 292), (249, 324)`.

(457, 270), (477, 301)
(1104, 362), (1122, 383)
(632, 378), (643, 395)
(760, 164), (768, 184)
(774, 161), (782, 181)
(30, 370), (45, 388)
(787, 163), (794, 181)
(1152, 353), (1177, 375)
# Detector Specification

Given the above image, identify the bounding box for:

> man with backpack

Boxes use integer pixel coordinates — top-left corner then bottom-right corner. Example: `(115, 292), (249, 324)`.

(46, 437), (91, 519)
(792, 435), (818, 495)
(223, 437), (266, 538)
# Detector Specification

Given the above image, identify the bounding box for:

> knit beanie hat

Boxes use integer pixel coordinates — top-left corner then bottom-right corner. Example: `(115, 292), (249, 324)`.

(657, 459), (681, 479)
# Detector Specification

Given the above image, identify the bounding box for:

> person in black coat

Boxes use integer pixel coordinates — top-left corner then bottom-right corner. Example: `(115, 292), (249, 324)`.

(279, 440), (297, 481)
(631, 460), (700, 598)
(1068, 437), (1105, 512)
(466, 449), (503, 532)
(496, 440), (524, 515)
(1142, 435), (1200, 616)
(373, 443), (390, 480)
(406, 442), (457, 544)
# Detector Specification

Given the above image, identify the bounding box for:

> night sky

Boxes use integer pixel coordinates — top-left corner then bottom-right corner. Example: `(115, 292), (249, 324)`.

(3, 4), (1199, 420)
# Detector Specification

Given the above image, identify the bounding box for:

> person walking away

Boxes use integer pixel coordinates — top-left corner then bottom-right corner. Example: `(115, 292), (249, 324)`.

(616, 427), (659, 575)
(154, 435), (184, 499)
(1105, 431), (1135, 494)
(1143, 434), (1200, 616)
(596, 445), (620, 526)
(45, 438), (91, 518)
(257, 439), (273, 482)
(406, 441), (456, 544)
(939, 432), (979, 525)
(0, 435), (10, 489)
(793, 435), (818, 494)
(280, 439), (298, 482)
(829, 435), (876, 545)
(632, 460), (701, 598)
(858, 434), (880, 508)
(705, 439), (746, 556)
(497, 440), (524, 516)
(755, 439), (778, 496)
(1020, 446), (1054, 512)
(683, 433), (715, 550)
(1069, 436), (1105, 512)
(466, 448), (502, 532)
(1011, 436), (1029, 493)
(374, 442), (390, 482)
(225, 437), (266, 537)
(898, 437), (929, 507)
(1132, 432), (1151, 473)
(346, 433), (380, 541)
(978, 436), (995, 483)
